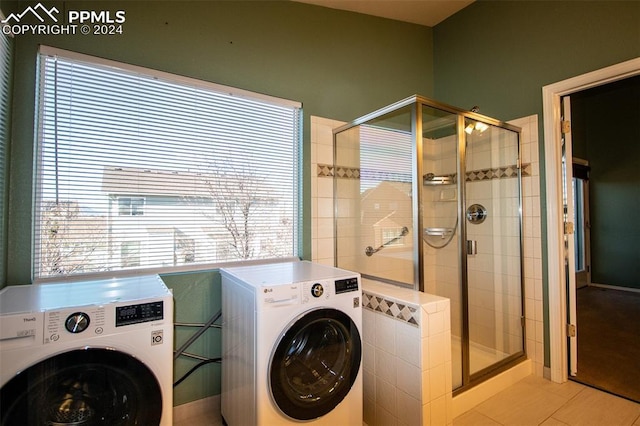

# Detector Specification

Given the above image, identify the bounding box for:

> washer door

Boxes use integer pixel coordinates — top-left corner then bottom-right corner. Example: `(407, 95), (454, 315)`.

(1, 348), (162, 425)
(269, 308), (361, 421)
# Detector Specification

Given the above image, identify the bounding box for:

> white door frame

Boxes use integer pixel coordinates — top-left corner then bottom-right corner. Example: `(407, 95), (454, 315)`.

(542, 57), (640, 383)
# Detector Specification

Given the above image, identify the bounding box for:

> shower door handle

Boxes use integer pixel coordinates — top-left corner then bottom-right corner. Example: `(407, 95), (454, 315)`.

(466, 240), (477, 256)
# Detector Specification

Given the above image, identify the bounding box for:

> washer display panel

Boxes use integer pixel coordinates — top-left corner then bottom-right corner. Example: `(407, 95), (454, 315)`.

(269, 308), (361, 421)
(1, 349), (162, 425)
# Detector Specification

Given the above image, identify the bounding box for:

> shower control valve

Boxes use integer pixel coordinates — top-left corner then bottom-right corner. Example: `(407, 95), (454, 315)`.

(466, 204), (487, 224)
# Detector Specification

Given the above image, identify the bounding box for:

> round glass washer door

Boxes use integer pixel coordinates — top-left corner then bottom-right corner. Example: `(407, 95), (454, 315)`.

(269, 308), (362, 421)
(1, 348), (162, 425)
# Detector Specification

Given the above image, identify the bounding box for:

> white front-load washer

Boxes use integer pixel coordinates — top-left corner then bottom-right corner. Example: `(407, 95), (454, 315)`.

(0, 275), (174, 425)
(221, 260), (362, 425)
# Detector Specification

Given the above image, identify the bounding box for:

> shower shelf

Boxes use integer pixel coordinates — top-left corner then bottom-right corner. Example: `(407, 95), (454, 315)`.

(424, 227), (455, 238)
(423, 173), (456, 186)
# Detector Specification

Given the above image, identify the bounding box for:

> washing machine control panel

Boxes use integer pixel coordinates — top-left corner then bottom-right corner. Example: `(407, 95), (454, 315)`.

(260, 275), (360, 307)
(43, 299), (165, 344)
(335, 276), (359, 294)
(302, 281), (331, 304)
(115, 301), (164, 327)
(44, 306), (106, 344)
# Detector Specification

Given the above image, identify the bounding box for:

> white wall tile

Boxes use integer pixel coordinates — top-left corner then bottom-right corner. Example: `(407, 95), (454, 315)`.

(363, 342), (375, 372)
(364, 369), (376, 404)
(430, 395), (447, 426)
(396, 390), (421, 426)
(396, 358), (421, 399)
(429, 310), (445, 336)
(316, 177), (333, 199)
(375, 347), (397, 386)
(375, 314), (397, 355)
(310, 116), (346, 265)
(429, 364), (447, 399)
(376, 376), (397, 416)
(375, 404), (398, 426)
(396, 322), (420, 367)
(364, 396), (375, 426)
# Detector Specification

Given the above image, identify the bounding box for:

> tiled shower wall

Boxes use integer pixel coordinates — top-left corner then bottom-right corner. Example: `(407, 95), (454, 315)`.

(310, 116), (345, 266)
(509, 115), (544, 377)
(362, 279), (453, 426)
(310, 114), (544, 377)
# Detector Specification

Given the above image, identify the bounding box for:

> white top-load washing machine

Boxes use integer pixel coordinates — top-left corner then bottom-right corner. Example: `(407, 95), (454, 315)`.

(0, 275), (174, 425)
(221, 260), (362, 425)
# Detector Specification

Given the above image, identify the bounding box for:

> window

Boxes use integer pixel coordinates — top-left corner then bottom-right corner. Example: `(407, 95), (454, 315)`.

(359, 125), (412, 192)
(0, 12), (13, 285)
(34, 46), (301, 280)
(380, 227), (406, 247)
(118, 197), (145, 216)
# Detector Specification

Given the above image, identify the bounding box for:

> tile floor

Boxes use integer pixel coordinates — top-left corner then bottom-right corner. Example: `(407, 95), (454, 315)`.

(454, 376), (640, 426)
(175, 375), (640, 426)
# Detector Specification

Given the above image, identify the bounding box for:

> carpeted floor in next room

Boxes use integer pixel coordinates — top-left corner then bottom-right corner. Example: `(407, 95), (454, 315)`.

(573, 286), (640, 403)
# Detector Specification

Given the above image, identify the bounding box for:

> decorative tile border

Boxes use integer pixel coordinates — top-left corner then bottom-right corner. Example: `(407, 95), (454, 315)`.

(317, 164), (361, 179)
(317, 164), (334, 177)
(335, 166), (360, 179)
(466, 163), (531, 181)
(320, 163), (531, 181)
(363, 291), (419, 327)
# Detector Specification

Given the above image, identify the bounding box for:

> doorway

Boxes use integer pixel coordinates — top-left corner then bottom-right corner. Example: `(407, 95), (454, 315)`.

(563, 76), (640, 402)
(571, 159), (590, 290)
(542, 57), (640, 385)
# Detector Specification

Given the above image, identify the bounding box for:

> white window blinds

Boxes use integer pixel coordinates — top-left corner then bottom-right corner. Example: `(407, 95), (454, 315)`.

(34, 46), (301, 280)
(0, 16), (12, 285)
(359, 125), (412, 192)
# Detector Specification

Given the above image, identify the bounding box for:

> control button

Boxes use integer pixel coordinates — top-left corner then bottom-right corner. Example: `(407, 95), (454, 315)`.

(95, 327), (103, 335)
(50, 334), (59, 341)
(311, 283), (324, 298)
(65, 312), (90, 334)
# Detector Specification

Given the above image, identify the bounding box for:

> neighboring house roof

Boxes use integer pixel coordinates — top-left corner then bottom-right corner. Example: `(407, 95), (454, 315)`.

(361, 180), (411, 203)
(101, 166), (212, 197)
(373, 211), (404, 230)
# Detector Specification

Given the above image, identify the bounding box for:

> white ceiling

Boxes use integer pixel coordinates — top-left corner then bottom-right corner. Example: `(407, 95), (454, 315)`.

(292, 0), (474, 27)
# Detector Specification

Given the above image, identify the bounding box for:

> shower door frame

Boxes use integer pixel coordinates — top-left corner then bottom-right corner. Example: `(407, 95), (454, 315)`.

(456, 108), (527, 393)
(333, 94), (527, 393)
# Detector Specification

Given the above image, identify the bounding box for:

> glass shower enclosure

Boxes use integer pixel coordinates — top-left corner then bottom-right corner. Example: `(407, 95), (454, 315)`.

(333, 95), (525, 392)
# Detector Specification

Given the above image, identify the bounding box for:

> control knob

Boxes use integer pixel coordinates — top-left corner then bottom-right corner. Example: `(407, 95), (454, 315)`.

(311, 283), (324, 298)
(65, 312), (90, 333)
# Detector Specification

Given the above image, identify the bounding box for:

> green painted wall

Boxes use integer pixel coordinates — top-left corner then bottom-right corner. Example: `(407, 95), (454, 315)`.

(433, 1), (640, 122)
(160, 270), (222, 406)
(5, 0), (433, 405)
(433, 0), (640, 369)
(570, 76), (640, 289)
